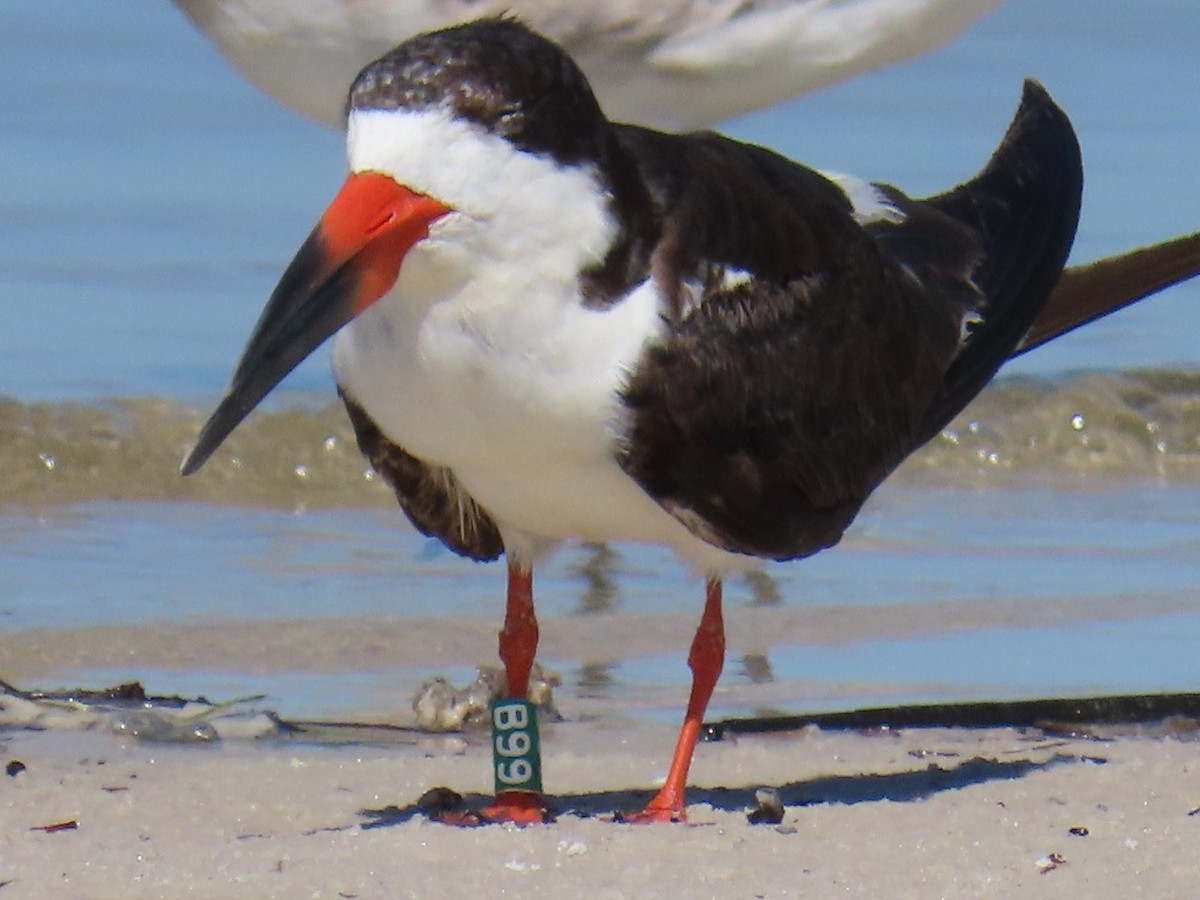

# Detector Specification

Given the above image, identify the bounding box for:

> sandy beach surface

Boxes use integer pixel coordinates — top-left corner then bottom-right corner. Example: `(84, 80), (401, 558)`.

(3, 717), (1198, 899)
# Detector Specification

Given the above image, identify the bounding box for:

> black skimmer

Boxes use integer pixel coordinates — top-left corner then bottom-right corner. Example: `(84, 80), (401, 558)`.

(172, 0), (1004, 130)
(183, 18), (1085, 823)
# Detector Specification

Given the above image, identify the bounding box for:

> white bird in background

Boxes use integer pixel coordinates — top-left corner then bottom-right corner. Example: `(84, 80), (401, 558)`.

(171, 0), (1006, 129)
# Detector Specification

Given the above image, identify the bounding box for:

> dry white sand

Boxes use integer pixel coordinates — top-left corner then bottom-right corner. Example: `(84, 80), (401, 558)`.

(3, 719), (1198, 899)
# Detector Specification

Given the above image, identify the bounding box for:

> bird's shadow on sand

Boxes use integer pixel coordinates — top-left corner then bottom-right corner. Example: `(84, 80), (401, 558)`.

(359, 750), (1090, 828)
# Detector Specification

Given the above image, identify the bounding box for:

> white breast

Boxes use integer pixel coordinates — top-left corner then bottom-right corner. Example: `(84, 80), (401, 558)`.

(333, 108), (748, 572)
(333, 265), (746, 572)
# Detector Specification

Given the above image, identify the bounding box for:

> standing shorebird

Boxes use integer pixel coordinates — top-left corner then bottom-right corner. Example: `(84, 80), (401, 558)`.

(171, 0), (1006, 130)
(183, 18), (1084, 823)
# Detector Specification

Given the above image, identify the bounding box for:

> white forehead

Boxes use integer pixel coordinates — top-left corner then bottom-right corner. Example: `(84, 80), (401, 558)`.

(347, 107), (607, 223)
(347, 106), (618, 275)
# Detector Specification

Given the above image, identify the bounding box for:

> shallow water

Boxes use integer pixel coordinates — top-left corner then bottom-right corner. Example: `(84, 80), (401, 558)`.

(4, 481), (1198, 722)
(6, 371), (1200, 509)
(1, 0), (1199, 725)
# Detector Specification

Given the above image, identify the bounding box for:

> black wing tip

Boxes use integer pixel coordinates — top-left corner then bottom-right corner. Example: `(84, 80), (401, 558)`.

(1028, 79), (1079, 165)
(1006, 77), (1082, 174)
(930, 77), (1083, 238)
(1019, 77), (1051, 105)
(1014, 79), (1066, 127)
(915, 77), (1083, 440)
(964, 75), (1084, 290)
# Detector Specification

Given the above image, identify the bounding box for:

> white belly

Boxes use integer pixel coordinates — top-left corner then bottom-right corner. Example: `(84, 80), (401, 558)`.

(332, 273), (747, 573)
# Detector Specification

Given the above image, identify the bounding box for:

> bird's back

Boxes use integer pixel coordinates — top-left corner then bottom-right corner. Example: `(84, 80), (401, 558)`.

(615, 81), (1082, 561)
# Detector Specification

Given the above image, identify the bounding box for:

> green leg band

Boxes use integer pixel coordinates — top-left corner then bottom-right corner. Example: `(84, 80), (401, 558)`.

(490, 698), (542, 795)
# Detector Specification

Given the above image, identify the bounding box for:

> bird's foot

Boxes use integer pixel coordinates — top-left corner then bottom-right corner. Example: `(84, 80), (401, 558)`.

(422, 788), (551, 826)
(615, 807), (685, 824)
(475, 794), (552, 825)
(613, 794), (686, 824)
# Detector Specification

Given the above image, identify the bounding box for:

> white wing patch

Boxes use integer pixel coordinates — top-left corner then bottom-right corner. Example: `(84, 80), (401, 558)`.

(677, 265), (755, 319)
(821, 171), (906, 225)
(959, 309), (984, 346)
(718, 266), (753, 292)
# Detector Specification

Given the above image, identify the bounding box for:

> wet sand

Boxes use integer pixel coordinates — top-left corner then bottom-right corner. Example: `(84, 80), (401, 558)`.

(1, 583), (1198, 726)
(3, 721), (1198, 898)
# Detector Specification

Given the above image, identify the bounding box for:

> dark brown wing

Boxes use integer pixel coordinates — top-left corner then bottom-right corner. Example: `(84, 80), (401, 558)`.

(616, 81), (1082, 561)
(342, 393), (503, 561)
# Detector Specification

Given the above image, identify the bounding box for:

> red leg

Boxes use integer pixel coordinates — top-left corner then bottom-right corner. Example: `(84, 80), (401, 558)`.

(624, 578), (725, 823)
(498, 562), (538, 699)
(442, 561), (548, 825)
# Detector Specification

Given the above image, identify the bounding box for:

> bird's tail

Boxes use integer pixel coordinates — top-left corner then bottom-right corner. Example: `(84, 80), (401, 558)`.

(920, 79), (1083, 437)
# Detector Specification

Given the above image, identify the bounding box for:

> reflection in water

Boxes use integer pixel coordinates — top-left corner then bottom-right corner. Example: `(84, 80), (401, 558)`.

(570, 543), (620, 615)
(744, 569), (783, 607)
(577, 662), (618, 700)
(741, 653), (776, 685)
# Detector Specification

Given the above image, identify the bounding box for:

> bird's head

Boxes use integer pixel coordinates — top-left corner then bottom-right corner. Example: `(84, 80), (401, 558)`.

(181, 18), (617, 475)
